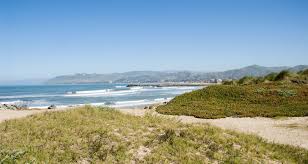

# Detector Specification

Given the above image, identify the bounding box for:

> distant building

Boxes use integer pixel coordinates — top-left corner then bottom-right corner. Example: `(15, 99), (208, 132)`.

(208, 79), (223, 83)
(216, 79), (223, 83)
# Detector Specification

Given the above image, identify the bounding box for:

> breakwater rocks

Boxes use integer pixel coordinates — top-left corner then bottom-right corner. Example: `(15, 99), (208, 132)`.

(127, 83), (213, 87)
(0, 104), (27, 110)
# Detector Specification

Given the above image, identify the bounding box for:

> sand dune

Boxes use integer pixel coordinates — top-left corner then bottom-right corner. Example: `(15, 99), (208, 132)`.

(1, 107), (307, 149)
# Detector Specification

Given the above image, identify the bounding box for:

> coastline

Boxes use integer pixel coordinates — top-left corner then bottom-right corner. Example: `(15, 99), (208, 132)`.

(126, 82), (216, 87)
(0, 84), (200, 109)
(0, 99), (167, 123)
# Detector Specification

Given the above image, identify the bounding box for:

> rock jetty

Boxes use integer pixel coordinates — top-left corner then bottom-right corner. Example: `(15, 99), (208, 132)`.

(0, 104), (26, 110)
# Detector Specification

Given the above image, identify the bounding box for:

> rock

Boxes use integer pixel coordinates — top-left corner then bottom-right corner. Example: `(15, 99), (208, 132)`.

(144, 106), (148, 109)
(0, 104), (20, 110)
(48, 104), (56, 109)
(149, 106), (153, 109)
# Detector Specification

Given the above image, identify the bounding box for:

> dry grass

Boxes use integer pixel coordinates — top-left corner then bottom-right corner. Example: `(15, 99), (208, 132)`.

(0, 106), (307, 163)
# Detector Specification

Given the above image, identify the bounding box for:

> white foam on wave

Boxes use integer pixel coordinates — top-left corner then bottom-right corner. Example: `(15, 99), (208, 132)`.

(0, 100), (24, 105)
(75, 89), (109, 94)
(138, 86), (201, 92)
(109, 97), (173, 108)
(154, 97), (172, 101)
(28, 97), (174, 109)
(115, 85), (126, 88)
(0, 94), (59, 99)
(161, 86), (201, 90)
(1, 99), (51, 108)
(115, 99), (146, 104)
(65, 89), (141, 97)
(129, 86), (143, 90)
(64, 86), (201, 98)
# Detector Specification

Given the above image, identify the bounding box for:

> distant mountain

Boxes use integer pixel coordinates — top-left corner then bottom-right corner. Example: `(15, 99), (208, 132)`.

(45, 65), (308, 84)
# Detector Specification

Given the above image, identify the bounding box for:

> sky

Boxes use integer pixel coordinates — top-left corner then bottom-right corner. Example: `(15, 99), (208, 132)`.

(1, 0), (308, 81)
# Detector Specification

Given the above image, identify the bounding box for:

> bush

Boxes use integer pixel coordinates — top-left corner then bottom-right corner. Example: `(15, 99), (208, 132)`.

(222, 80), (237, 85)
(274, 70), (292, 81)
(238, 76), (256, 85)
(298, 69), (308, 75)
(222, 69), (308, 86)
(264, 72), (278, 81)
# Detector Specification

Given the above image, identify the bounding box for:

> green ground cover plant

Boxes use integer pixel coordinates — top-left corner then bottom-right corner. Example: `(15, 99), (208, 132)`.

(157, 83), (308, 118)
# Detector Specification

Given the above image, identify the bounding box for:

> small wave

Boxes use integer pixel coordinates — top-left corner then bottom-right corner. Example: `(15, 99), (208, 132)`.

(28, 97), (175, 109)
(75, 89), (110, 94)
(0, 94), (59, 99)
(154, 97), (172, 102)
(1, 99), (52, 107)
(0, 100), (24, 105)
(130, 86), (143, 90)
(110, 100), (150, 108)
(115, 85), (126, 88)
(115, 99), (146, 105)
(109, 98), (173, 108)
(160, 86), (201, 90)
(64, 89), (140, 97)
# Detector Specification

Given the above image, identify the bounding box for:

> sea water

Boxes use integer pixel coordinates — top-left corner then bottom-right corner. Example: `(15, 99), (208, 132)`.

(0, 84), (201, 108)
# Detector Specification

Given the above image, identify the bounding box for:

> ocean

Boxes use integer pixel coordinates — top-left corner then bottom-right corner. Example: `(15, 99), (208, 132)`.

(0, 84), (201, 108)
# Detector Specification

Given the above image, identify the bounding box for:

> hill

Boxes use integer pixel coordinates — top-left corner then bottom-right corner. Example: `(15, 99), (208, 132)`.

(157, 69), (308, 118)
(45, 65), (308, 84)
(1, 106), (307, 163)
(156, 83), (308, 119)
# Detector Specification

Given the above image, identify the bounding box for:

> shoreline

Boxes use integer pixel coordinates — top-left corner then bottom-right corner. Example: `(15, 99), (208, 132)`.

(126, 82), (217, 87)
(0, 101), (164, 123)
(24, 98), (171, 110)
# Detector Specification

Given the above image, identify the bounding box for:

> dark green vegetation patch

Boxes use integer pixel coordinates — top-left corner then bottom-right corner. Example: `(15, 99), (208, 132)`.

(157, 83), (308, 118)
(157, 69), (308, 118)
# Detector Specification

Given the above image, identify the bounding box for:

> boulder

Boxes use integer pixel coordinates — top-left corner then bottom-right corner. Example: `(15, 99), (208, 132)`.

(48, 104), (57, 109)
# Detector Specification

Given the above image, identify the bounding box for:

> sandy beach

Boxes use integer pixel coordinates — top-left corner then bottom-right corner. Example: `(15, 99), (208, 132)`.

(0, 107), (70, 123)
(1, 106), (308, 149)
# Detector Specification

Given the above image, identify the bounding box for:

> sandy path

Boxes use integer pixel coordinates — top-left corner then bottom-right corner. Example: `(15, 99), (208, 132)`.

(118, 108), (308, 149)
(0, 108), (70, 123)
(177, 115), (308, 149)
(0, 110), (46, 122)
(1, 108), (308, 149)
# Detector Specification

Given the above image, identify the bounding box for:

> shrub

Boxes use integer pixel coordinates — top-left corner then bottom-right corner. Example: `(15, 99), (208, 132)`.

(238, 76), (256, 85)
(264, 72), (278, 81)
(298, 69), (308, 75)
(222, 80), (237, 85)
(274, 70), (292, 81)
(222, 68), (308, 85)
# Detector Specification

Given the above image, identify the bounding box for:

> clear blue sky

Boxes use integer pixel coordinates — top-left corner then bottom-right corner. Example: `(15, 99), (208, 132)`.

(1, 0), (308, 80)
